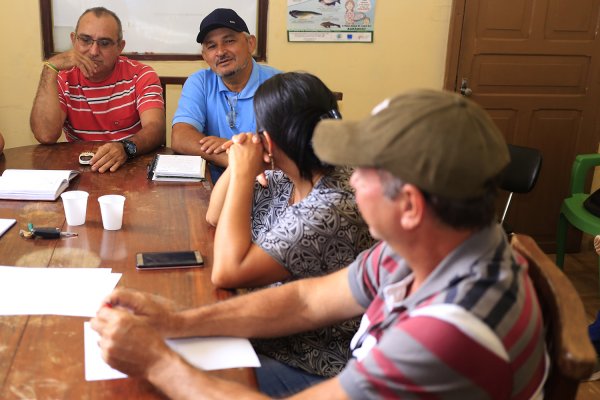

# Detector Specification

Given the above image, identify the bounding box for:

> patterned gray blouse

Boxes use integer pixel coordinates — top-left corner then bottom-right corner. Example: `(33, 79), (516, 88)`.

(250, 167), (375, 377)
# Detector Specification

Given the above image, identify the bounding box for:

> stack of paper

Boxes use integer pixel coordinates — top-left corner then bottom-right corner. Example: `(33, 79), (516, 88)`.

(0, 266), (121, 316)
(149, 155), (206, 182)
(0, 169), (80, 200)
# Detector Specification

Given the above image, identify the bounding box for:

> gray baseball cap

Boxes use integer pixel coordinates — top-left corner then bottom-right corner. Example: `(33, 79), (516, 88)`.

(313, 89), (509, 199)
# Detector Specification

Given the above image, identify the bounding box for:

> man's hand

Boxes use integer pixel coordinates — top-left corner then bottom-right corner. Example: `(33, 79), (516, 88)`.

(100, 288), (178, 335)
(199, 136), (228, 155)
(91, 305), (175, 378)
(47, 49), (97, 78)
(171, 123), (229, 168)
(91, 142), (128, 173)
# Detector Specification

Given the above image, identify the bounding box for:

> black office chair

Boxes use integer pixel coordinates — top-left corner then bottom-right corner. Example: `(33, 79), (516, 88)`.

(499, 144), (543, 234)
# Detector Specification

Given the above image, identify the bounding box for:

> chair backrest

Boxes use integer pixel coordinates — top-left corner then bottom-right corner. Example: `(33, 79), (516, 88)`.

(500, 144), (543, 224)
(158, 76), (342, 141)
(510, 233), (596, 400)
(501, 144), (543, 194)
(567, 153), (600, 195)
(159, 76), (342, 104)
(159, 76), (186, 146)
(159, 76), (187, 109)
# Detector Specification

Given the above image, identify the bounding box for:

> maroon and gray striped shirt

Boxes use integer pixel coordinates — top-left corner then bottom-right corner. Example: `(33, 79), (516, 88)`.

(339, 224), (548, 399)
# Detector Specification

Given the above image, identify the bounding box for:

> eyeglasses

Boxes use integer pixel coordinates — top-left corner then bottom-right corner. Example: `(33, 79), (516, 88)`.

(225, 94), (239, 129)
(320, 109), (342, 120)
(75, 34), (118, 49)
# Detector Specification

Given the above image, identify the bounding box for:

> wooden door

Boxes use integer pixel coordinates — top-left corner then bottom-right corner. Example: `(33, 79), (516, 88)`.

(445, 0), (600, 252)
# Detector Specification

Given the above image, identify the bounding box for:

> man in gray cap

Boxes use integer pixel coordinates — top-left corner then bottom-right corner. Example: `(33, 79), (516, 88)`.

(171, 8), (280, 182)
(92, 89), (548, 399)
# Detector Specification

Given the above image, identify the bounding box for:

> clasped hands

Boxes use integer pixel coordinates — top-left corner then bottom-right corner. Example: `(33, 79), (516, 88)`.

(90, 288), (179, 378)
(219, 132), (272, 187)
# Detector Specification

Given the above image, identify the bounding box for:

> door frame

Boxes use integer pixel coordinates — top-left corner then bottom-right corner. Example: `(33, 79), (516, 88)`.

(443, 0), (467, 92)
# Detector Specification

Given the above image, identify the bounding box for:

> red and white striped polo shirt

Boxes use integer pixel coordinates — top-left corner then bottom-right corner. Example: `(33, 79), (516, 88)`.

(57, 56), (164, 142)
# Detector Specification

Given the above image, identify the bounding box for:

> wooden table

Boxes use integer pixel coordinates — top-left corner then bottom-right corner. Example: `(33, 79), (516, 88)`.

(0, 143), (256, 399)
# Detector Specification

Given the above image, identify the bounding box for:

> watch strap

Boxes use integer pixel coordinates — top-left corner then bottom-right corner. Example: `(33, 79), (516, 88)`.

(121, 139), (137, 159)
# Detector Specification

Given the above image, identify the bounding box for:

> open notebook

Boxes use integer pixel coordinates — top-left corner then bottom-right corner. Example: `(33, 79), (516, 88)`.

(0, 169), (80, 201)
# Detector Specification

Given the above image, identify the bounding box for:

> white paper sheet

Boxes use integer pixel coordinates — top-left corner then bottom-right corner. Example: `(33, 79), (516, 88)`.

(0, 267), (121, 317)
(0, 218), (16, 237)
(84, 322), (261, 381)
(165, 336), (261, 371)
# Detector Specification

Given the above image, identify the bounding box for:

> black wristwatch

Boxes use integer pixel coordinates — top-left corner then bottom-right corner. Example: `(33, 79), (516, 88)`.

(121, 139), (137, 159)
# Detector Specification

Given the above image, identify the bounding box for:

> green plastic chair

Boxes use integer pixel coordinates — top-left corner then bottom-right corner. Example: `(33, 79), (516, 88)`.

(556, 154), (600, 280)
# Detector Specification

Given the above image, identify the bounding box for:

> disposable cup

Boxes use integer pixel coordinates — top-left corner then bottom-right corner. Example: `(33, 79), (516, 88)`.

(61, 190), (89, 226)
(98, 195), (126, 230)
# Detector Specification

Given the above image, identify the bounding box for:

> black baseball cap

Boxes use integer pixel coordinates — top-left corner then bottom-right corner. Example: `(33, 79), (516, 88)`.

(196, 8), (250, 43)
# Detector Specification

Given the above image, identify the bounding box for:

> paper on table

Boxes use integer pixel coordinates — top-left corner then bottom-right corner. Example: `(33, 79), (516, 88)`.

(84, 322), (261, 381)
(84, 321), (127, 381)
(0, 267), (121, 317)
(151, 154), (206, 182)
(0, 218), (16, 237)
(166, 336), (261, 371)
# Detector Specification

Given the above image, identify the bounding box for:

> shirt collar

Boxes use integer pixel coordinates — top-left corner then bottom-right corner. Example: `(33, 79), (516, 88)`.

(391, 224), (507, 311)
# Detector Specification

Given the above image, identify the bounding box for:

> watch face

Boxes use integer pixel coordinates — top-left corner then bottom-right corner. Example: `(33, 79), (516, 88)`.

(122, 140), (136, 158)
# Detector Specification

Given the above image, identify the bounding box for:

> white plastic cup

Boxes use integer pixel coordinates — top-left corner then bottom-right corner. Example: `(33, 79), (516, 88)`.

(60, 190), (89, 226)
(98, 195), (126, 230)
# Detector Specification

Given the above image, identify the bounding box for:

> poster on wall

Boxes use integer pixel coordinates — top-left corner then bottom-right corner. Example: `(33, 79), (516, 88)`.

(287, 0), (375, 42)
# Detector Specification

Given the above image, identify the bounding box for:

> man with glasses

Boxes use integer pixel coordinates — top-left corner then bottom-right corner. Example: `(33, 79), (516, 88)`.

(171, 8), (280, 182)
(30, 7), (165, 173)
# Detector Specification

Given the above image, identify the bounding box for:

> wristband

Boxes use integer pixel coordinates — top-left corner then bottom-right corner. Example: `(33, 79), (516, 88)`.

(43, 61), (59, 73)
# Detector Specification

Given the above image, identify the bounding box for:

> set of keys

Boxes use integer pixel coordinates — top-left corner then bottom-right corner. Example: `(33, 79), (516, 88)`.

(19, 223), (78, 239)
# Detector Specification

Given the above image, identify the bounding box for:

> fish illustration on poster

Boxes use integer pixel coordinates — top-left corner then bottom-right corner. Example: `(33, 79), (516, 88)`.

(287, 0), (375, 42)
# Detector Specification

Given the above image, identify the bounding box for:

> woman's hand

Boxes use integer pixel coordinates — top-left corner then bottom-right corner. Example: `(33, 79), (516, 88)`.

(226, 133), (270, 182)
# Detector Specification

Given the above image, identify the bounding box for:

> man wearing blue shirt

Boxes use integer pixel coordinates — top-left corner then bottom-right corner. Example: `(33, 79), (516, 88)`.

(171, 8), (280, 182)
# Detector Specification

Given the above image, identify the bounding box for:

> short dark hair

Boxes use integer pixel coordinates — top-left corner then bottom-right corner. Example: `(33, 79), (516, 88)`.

(378, 168), (500, 230)
(77, 7), (123, 41)
(421, 178), (501, 230)
(254, 72), (339, 181)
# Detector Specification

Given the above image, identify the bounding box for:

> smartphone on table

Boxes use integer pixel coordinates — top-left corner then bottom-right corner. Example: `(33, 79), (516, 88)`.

(136, 250), (204, 270)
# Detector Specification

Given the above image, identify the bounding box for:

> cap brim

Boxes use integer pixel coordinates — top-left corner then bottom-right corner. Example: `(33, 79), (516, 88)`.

(313, 119), (379, 169)
(196, 24), (245, 43)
